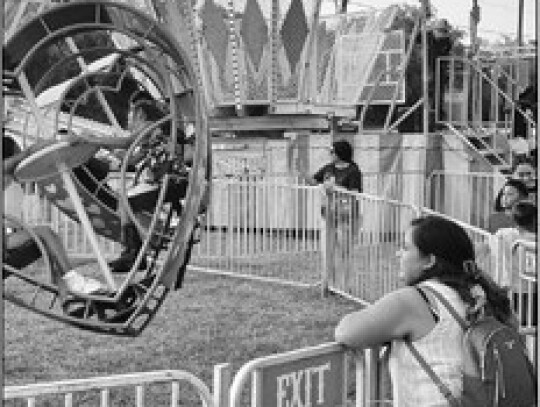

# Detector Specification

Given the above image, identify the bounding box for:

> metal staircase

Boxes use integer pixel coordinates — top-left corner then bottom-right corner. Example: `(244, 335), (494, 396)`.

(445, 122), (513, 175)
(436, 52), (537, 176)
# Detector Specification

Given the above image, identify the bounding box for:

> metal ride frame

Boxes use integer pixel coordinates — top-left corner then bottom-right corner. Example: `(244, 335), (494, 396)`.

(3, 1), (210, 336)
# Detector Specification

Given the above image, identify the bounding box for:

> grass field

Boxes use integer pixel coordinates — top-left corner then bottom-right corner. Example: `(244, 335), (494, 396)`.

(4, 270), (360, 405)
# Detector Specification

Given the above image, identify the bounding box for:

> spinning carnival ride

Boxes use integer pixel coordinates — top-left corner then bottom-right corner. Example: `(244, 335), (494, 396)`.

(3, 0), (410, 336)
(3, 1), (210, 336)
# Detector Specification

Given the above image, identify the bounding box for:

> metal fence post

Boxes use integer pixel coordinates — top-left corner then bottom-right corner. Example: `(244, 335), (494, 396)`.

(322, 190), (336, 298)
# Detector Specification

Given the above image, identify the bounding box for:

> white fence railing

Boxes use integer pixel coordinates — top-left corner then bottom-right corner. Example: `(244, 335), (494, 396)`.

(4, 370), (214, 407)
(7, 330), (535, 407)
(193, 179), (323, 286)
(322, 187), (420, 304)
(6, 176), (537, 407)
(12, 173), (534, 299)
(427, 170), (507, 230)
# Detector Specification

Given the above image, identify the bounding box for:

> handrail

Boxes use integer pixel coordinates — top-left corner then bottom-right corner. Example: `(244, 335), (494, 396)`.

(512, 239), (537, 251)
(429, 169), (506, 177)
(419, 207), (493, 237)
(463, 123), (510, 168)
(442, 56), (536, 128)
(444, 122), (508, 168)
(4, 369), (214, 407)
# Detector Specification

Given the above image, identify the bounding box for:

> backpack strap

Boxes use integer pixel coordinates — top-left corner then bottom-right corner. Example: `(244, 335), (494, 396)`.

(406, 341), (462, 407)
(405, 285), (465, 407)
(418, 284), (468, 330)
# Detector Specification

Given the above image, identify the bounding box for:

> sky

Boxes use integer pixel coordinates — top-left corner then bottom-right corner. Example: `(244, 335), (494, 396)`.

(321, 0), (538, 43)
(215, 0), (537, 43)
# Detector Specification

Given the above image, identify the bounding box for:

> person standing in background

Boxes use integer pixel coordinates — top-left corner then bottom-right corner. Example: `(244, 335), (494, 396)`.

(488, 178), (529, 233)
(310, 140), (363, 257)
(311, 140), (363, 194)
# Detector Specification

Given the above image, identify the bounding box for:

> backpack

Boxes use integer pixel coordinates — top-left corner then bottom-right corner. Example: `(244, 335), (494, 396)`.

(408, 285), (537, 407)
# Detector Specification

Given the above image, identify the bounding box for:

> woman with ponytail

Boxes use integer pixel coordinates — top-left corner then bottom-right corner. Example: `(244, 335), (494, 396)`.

(335, 215), (514, 406)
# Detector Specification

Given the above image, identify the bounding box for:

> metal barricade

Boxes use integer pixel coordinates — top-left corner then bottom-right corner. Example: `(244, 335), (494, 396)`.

(322, 187), (420, 304)
(4, 370), (214, 407)
(228, 342), (391, 407)
(427, 171), (506, 230)
(512, 239), (537, 367)
(192, 177), (324, 287)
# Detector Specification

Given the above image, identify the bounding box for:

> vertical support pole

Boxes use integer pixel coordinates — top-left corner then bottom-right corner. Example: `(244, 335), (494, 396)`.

(517, 0), (524, 47)
(469, 0), (481, 128)
(269, 0), (279, 112)
(354, 350), (365, 407)
(227, 0), (243, 116)
(322, 191), (335, 298)
(214, 363), (232, 407)
(469, 0), (480, 57)
(420, 1), (430, 139)
(180, 0), (208, 110)
(449, 58), (455, 124)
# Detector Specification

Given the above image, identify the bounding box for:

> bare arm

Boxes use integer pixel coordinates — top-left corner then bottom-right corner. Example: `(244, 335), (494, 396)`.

(335, 287), (434, 348)
(72, 131), (137, 151)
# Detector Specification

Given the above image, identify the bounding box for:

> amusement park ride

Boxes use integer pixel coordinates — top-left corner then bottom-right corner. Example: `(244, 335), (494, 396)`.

(2, 0), (536, 336)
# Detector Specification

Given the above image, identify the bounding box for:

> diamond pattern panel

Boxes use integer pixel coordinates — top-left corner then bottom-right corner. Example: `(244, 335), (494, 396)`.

(201, 0), (229, 72)
(280, 0), (308, 73)
(240, 0), (268, 71)
(315, 20), (337, 95)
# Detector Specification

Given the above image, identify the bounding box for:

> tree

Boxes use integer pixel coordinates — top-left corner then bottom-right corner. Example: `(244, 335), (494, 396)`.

(391, 5), (465, 132)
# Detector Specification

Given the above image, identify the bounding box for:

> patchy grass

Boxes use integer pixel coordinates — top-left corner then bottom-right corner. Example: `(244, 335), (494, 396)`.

(4, 271), (360, 405)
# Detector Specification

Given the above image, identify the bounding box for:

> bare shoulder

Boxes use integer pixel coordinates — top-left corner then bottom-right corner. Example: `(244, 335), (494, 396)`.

(381, 286), (421, 306)
(366, 286), (427, 322)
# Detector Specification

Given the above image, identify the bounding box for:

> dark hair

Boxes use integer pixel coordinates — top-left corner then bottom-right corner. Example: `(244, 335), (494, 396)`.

(129, 90), (166, 122)
(511, 200), (537, 233)
(410, 215), (512, 324)
(129, 90), (172, 135)
(3, 136), (20, 159)
(332, 140), (354, 163)
(494, 178), (529, 211)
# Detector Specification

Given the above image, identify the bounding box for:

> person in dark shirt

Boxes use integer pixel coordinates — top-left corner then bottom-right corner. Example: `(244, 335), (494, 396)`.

(311, 140), (363, 256)
(312, 140), (363, 193)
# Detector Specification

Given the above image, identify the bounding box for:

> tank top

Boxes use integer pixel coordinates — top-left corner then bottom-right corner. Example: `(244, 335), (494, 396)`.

(388, 280), (466, 406)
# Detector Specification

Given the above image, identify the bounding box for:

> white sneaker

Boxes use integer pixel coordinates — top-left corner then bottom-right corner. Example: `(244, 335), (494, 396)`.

(62, 270), (104, 294)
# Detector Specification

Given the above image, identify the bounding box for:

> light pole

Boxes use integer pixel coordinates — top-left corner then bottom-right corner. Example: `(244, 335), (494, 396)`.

(469, 0), (480, 56)
(517, 0), (524, 46)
